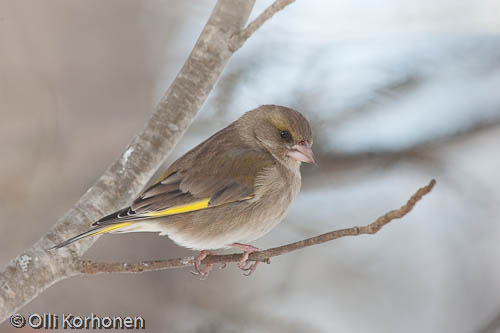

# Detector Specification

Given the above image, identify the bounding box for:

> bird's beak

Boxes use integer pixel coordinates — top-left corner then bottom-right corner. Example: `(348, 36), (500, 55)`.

(288, 142), (315, 164)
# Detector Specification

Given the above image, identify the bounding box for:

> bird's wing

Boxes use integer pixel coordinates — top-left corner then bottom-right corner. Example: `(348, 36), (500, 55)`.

(93, 144), (273, 226)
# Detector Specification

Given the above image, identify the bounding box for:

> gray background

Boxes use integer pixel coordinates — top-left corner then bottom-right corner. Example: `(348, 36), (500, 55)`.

(1, 0), (500, 332)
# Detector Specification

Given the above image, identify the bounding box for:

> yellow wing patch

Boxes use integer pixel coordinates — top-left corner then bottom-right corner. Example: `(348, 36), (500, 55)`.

(144, 198), (211, 217)
(91, 222), (133, 236)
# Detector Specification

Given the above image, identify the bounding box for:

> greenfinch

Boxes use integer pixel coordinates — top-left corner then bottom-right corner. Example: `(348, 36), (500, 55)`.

(52, 105), (315, 276)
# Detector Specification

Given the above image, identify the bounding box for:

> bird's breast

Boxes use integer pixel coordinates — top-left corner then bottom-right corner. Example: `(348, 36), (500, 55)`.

(236, 165), (301, 243)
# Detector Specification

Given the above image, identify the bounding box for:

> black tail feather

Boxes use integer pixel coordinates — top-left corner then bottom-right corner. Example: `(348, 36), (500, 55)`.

(92, 207), (130, 226)
(48, 227), (102, 250)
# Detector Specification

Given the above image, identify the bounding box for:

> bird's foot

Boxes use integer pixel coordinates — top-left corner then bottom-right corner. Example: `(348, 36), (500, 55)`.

(228, 243), (260, 276)
(241, 261), (259, 276)
(190, 250), (214, 279)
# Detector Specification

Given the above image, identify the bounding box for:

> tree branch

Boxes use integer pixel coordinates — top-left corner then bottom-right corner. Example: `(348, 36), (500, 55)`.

(79, 179), (436, 275)
(229, 0), (295, 52)
(0, 0), (299, 323)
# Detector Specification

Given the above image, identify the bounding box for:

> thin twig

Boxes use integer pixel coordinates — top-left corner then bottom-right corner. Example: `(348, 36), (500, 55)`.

(230, 0), (295, 52)
(80, 179), (436, 275)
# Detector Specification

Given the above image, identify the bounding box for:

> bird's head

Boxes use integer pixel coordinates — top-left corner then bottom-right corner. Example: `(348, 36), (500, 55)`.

(238, 105), (315, 165)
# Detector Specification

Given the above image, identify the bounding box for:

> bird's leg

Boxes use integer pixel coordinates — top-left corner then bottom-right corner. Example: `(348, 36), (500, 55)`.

(228, 243), (260, 276)
(190, 250), (214, 278)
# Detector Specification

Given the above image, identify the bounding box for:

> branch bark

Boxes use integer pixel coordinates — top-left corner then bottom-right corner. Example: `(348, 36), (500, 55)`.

(0, 0), (295, 324)
(79, 179), (436, 275)
(230, 0), (295, 51)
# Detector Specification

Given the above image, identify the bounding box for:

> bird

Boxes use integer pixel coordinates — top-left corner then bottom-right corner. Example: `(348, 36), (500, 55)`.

(51, 105), (315, 276)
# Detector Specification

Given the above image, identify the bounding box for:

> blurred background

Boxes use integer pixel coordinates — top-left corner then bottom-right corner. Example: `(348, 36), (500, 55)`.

(1, 0), (500, 332)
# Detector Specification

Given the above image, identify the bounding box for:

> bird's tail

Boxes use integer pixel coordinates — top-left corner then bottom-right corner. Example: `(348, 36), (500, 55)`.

(48, 222), (132, 250)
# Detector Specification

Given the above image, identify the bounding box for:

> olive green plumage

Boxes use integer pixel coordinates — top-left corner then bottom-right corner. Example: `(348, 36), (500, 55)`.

(52, 105), (314, 251)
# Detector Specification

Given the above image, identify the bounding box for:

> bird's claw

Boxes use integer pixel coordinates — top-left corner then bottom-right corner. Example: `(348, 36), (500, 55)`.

(229, 243), (261, 276)
(189, 270), (208, 280)
(194, 244), (263, 277)
(191, 250), (214, 279)
(242, 261), (259, 276)
(237, 257), (252, 270)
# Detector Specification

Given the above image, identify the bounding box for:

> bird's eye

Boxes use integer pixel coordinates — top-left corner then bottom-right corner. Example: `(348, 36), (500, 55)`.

(280, 130), (292, 140)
